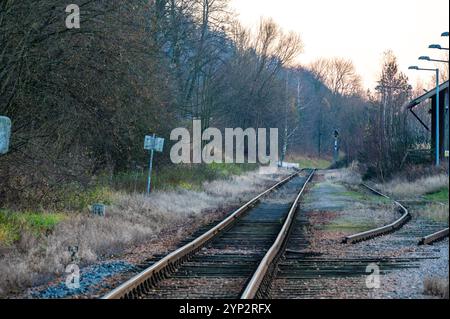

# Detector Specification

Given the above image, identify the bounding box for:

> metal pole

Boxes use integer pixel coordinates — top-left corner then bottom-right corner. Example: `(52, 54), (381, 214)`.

(147, 133), (156, 195)
(334, 138), (339, 163)
(282, 71), (289, 167)
(436, 69), (440, 167)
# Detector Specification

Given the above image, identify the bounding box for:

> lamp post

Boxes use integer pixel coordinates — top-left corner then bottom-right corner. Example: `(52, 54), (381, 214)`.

(419, 56), (449, 64)
(429, 44), (449, 51)
(409, 66), (440, 166)
(441, 32), (449, 164)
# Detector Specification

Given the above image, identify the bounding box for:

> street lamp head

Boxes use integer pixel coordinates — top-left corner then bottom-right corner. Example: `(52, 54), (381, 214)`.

(429, 44), (442, 49)
(419, 56), (431, 61)
(442, 32), (449, 37)
(408, 66), (419, 70)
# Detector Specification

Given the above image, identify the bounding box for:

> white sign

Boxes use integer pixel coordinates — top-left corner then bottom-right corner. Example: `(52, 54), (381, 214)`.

(0, 116), (11, 155)
(144, 135), (165, 152)
(445, 150), (449, 158)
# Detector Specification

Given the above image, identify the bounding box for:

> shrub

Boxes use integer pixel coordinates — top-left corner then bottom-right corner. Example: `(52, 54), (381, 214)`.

(376, 174), (449, 199)
(0, 168), (281, 296)
(424, 277), (449, 299)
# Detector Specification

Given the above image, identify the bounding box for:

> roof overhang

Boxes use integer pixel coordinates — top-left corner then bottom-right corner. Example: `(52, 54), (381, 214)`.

(406, 80), (449, 110)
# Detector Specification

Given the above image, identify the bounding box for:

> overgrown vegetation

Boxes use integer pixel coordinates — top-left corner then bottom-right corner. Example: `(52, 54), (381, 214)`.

(413, 203), (449, 223)
(0, 211), (66, 246)
(0, 0), (447, 298)
(0, 169), (282, 296)
(107, 163), (258, 193)
(0, 0), (392, 210)
(372, 167), (449, 223)
(376, 173), (449, 199)
(424, 188), (449, 202)
(0, 162), (257, 245)
(1, 0), (304, 209)
(286, 154), (331, 169)
(423, 277), (449, 299)
(325, 162), (363, 185)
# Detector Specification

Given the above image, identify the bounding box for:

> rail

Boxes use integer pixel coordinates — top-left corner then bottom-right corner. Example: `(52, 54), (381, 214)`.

(240, 170), (316, 299)
(419, 228), (449, 245)
(102, 170), (301, 299)
(343, 183), (411, 244)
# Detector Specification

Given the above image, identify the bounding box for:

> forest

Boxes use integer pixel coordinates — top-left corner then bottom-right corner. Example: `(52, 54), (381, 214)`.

(0, 0), (434, 209)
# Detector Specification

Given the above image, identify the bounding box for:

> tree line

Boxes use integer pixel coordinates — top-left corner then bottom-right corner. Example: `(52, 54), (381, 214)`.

(0, 0), (427, 207)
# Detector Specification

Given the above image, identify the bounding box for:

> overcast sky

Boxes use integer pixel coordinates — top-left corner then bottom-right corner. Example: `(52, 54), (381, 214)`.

(230, 0), (449, 90)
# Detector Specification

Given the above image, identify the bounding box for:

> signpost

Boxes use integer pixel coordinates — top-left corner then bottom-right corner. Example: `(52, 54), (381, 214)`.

(0, 116), (11, 155)
(144, 134), (165, 195)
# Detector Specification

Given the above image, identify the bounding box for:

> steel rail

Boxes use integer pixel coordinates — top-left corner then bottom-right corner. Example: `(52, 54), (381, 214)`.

(342, 183), (411, 244)
(102, 170), (301, 299)
(240, 169), (316, 299)
(419, 228), (449, 245)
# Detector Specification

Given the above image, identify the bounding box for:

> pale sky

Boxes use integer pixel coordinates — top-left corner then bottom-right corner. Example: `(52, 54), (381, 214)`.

(230, 0), (449, 90)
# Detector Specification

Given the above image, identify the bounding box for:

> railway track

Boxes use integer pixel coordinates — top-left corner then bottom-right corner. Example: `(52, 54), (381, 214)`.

(342, 184), (411, 244)
(247, 176), (446, 299)
(103, 169), (315, 299)
(343, 184), (448, 246)
(419, 228), (449, 245)
(103, 170), (446, 300)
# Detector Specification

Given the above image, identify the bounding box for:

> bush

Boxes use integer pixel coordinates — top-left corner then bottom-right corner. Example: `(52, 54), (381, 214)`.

(376, 174), (449, 199)
(424, 277), (449, 299)
(0, 211), (66, 246)
(0, 168), (279, 296)
(106, 163), (258, 193)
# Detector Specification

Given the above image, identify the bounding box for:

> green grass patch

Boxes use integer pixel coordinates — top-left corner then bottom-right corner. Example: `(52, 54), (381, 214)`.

(62, 185), (116, 211)
(339, 190), (390, 203)
(340, 190), (368, 201)
(424, 187), (449, 202)
(322, 215), (380, 233)
(322, 222), (378, 233)
(0, 210), (66, 245)
(0, 222), (20, 246)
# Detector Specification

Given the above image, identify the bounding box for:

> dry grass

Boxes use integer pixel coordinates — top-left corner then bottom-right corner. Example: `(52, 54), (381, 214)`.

(376, 174), (449, 199)
(0, 169), (283, 296)
(324, 203), (399, 233)
(286, 154), (332, 170)
(413, 203), (450, 223)
(424, 277), (449, 299)
(324, 162), (362, 185)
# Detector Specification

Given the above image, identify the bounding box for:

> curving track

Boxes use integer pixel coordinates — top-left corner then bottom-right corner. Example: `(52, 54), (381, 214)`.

(263, 179), (447, 299)
(103, 169), (315, 299)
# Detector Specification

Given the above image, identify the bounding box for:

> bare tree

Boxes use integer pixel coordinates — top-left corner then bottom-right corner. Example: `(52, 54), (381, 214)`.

(309, 57), (362, 96)
(363, 51), (412, 179)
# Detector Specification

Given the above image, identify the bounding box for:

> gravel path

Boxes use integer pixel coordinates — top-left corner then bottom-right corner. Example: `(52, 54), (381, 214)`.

(379, 239), (448, 299)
